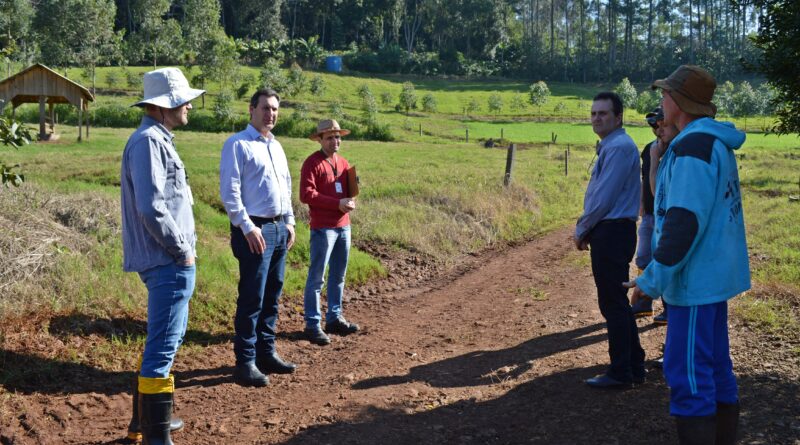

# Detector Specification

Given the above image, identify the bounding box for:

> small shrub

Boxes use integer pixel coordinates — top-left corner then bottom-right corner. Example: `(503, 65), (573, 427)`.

(330, 100), (345, 121)
(614, 77), (638, 110)
(291, 103), (309, 121)
(488, 94), (503, 114)
(510, 95), (527, 111)
(310, 75), (326, 96)
(125, 69), (142, 89)
(106, 71), (120, 90)
(635, 90), (660, 114)
(466, 97), (481, 115)
(213, 92), (236, 130)
(357, 84), (373, 100)
(553, 102), (566, 113)
(236, 73), (256, 99)
(380, 91), (393, 107)
(260, 59), (288, 94)
(362, 94), (378, 125)
(421, 93), (437, 112)
(287, 62), (307, 97)
(528, 81), (550, 109)
(398, 82), (417, 115)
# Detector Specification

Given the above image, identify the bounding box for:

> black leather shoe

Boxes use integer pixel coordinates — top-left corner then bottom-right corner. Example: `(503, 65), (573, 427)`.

(304, 328), (331, 346)
(256, 353), (297, 375)
(325, 318), (360, 336)
(233, 362), (269, 387)
(585, 374), (632, 389)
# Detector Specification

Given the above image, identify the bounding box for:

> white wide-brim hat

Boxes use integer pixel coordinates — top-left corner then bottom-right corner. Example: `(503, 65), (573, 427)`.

(133, 67), (205, 109)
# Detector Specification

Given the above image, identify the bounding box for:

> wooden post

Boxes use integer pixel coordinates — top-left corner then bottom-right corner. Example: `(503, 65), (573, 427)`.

(501, 128), (504, 140)
(48, 103), (54, 133)
(77, 98), (83, 142)
(85, 103), (89, 139)
(38, 95), (46, 140)
(419, 123), (422, 136)
(564, 149), (569, 176)
(466, 128), (469, 143)
(504, 143), (516, 187)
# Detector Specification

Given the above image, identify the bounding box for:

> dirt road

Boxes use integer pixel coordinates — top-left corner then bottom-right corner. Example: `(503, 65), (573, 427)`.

(2, 227), (798, 444)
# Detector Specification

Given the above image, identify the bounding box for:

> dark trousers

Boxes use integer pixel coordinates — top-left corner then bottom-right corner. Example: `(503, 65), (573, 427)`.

(588, 219), (645, 382)
(231, 220), (288, 364)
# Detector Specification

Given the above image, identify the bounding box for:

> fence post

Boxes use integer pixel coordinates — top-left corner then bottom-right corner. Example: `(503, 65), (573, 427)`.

(501, 128), (504, 140)
(504, 143), (516, 187)
(466, 128), (469, 143)
(419, 123), (422, 136)
(564, 149), (569, 176)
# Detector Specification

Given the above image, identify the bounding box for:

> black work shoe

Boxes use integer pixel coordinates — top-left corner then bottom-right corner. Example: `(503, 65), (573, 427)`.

(325, 318), (360, 336)
(304, 328), (331, 346)
(233, 362), (269, 387)
(256, 353), (297, 375)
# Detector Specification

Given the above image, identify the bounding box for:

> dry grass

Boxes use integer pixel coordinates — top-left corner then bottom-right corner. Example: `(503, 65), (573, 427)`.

(0, 184), (119, 317)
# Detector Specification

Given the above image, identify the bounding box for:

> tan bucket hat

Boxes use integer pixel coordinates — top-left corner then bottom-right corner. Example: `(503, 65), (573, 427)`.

(308, 119), (351, 141)
(133, 67), (205, 109)
(651, 65), (717, 117)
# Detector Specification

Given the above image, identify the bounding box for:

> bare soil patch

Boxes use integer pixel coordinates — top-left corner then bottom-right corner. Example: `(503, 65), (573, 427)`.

(1, 227), (798, 444)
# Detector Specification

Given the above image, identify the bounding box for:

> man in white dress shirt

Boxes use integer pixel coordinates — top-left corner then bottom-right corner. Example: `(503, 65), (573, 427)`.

(219, 88), (297, 387)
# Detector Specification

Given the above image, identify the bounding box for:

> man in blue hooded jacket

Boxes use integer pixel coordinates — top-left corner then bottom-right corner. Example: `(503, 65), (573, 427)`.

(625, 65), (749, 445)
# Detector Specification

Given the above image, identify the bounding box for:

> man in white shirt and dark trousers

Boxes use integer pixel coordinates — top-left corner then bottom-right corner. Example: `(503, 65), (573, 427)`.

(219, 89), (298, 387)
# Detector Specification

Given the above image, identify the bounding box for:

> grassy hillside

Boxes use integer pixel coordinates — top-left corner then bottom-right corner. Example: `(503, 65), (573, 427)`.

(1, 70), (797, 364)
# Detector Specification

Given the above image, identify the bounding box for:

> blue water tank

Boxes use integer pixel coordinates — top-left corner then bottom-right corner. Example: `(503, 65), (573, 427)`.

(325, 56), (342, 73)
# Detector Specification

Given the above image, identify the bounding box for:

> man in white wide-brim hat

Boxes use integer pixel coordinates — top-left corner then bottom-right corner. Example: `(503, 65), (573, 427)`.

(299, 119), (360, 346)
(120, 67), (204, 444)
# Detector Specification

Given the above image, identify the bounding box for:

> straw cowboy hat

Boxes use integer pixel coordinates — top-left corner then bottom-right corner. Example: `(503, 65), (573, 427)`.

(651, 65), (717, 117)
(133, 67), (205, 109)
(308, 119), (351, 141)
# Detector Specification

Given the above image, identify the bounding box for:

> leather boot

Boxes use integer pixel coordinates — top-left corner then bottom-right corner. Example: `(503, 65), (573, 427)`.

(675, 415), (716, 445)
(716, 402), (740, 445)
(139, 392), (175, 445)
(127, 376), (184, 442)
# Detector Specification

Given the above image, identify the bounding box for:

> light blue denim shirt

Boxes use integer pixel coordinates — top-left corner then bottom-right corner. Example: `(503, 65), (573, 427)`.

(121, 116), (196, 272)
(219, 124), (295, 235)
(575, 127), (641, 241)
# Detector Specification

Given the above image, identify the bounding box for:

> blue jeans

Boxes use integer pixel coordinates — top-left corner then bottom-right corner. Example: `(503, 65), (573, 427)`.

(231, 220), (288, 364)
(138, 262), (195, 378)
(303, 226), (351, 329)
(635, 214), (655, 270)
(588, 219), (645, 382)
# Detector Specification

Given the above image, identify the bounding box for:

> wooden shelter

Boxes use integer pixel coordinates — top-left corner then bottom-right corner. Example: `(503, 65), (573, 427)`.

(0, 63), (94, 141)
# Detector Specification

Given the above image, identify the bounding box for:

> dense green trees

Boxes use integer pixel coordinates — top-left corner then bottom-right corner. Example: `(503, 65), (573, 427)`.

(0, 0), (777, 87)
(745, 0), (800, 134)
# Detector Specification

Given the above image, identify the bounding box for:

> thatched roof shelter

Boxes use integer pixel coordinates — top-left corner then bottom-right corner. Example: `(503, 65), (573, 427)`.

(0, 63), (94, 141)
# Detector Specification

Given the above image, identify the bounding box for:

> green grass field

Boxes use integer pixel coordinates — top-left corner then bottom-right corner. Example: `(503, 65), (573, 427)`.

(2, 68), (798, 359)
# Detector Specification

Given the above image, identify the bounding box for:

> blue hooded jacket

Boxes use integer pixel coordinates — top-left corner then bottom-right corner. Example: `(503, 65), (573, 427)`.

(636, 117), (750, 307)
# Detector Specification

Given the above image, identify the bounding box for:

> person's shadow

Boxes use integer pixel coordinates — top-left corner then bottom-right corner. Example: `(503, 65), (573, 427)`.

(0, 312), (235, 395)
(355, 322), (659, 390)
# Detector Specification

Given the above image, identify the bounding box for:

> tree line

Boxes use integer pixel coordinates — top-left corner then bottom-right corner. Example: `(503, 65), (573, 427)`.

(2, 0), (798, 133)
(1, 0), (765, 83)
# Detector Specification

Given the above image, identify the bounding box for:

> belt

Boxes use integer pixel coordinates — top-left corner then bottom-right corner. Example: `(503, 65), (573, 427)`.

(251, 215), (283, 224)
